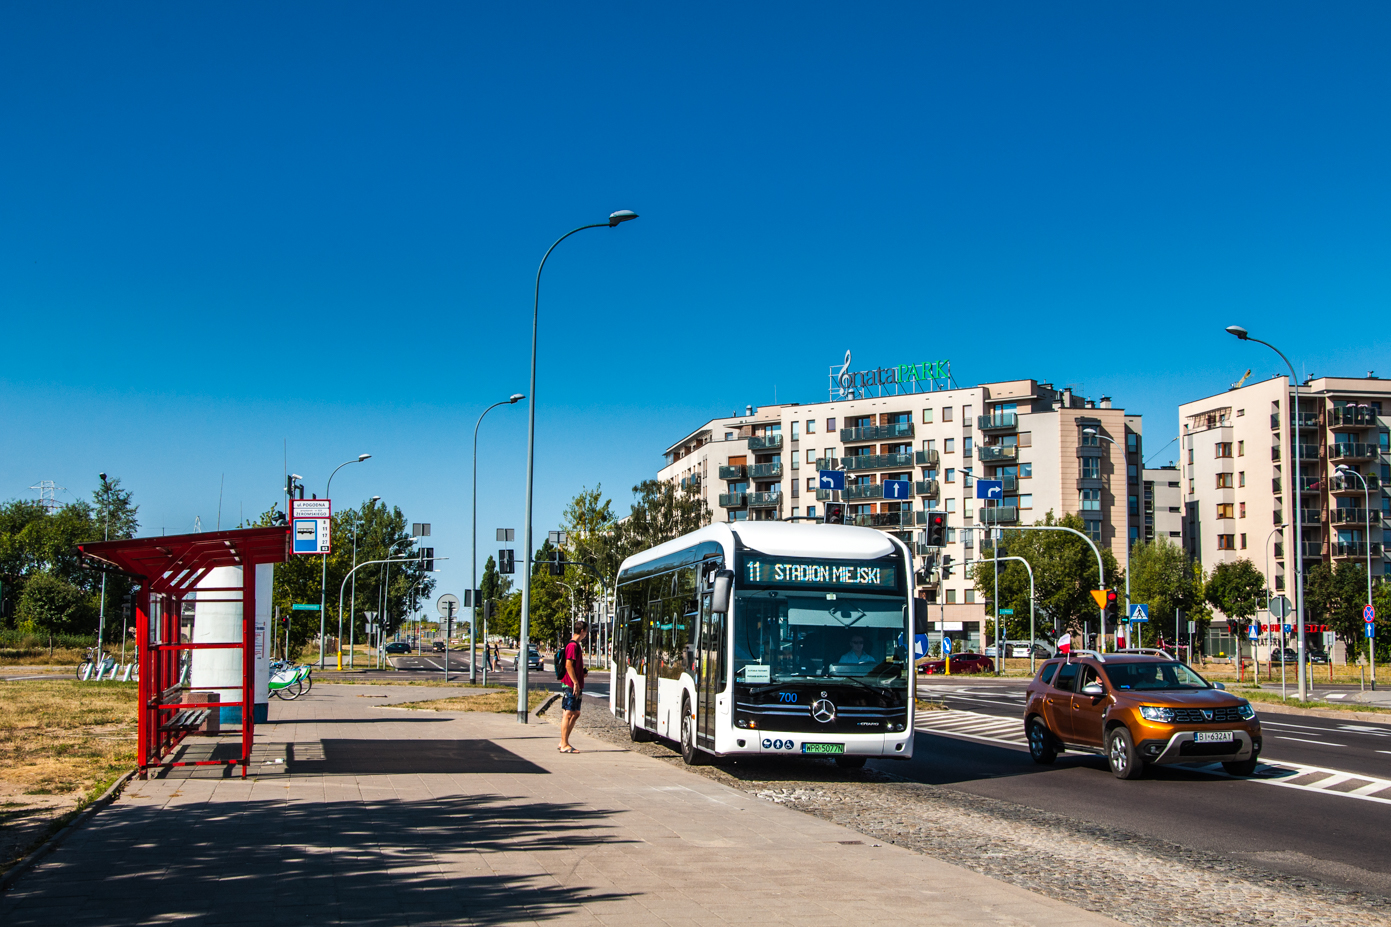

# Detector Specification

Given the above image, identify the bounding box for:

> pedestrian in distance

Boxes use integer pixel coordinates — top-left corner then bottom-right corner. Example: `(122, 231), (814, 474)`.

(558, 620), (589, 754)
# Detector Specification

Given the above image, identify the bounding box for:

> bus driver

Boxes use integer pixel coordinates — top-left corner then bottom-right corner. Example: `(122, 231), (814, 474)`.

(839, 635), (877, 664)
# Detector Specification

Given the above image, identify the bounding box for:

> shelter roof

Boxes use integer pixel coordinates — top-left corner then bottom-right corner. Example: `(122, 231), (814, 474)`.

(78, 526), (290, 594)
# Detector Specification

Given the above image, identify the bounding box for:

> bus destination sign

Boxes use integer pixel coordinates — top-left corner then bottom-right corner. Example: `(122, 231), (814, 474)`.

(743, 557), (897, 589)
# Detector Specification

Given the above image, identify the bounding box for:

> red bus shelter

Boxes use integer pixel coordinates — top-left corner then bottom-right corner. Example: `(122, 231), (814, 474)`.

(79, 526), (289, 778)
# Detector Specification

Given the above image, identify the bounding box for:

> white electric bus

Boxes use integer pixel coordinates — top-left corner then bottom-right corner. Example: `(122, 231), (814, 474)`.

(609, 521), (917, 767)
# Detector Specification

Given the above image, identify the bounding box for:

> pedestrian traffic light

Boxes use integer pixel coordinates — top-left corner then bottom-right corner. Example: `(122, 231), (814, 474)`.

(419, 547), (435, 572)
(1104, 589), (1119, 625)
(547, 549), (564, 576)
(499, 549), (515, 574)
(925, 512), (947, 547)
(485, 600), (496, 620)
(825, 502), (846, 525)
(940, 554), (954, 580)
(279, 614), (290, 631)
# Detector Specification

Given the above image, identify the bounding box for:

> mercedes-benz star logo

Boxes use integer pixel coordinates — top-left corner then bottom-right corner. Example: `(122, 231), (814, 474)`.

(1201, 710), (1214, 722)
(812, 699), (836, 723)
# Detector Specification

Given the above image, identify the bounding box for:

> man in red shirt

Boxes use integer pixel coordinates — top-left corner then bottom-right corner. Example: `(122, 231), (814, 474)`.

(558, 621), (589, 754)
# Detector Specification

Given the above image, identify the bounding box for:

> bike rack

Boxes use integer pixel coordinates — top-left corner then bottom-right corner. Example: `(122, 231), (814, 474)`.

(78, 527), (289, 779)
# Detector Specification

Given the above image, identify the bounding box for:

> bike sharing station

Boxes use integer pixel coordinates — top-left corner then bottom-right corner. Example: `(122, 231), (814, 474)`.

(77, 526), (290, 779)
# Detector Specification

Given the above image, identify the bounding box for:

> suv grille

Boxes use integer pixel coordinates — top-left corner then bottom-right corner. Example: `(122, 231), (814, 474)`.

(1170, 706), (1242, 724)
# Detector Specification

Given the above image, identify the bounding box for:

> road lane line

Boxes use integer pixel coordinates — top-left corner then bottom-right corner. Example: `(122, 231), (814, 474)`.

(1275, 736), (1346, 747)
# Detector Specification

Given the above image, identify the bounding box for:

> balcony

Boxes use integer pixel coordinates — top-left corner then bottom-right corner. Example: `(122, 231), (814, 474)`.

(1331, 443), (1377, 462)
(1330, 508), (1372, 526)
(1333, 541), (1382, 558)
(679, 476), (701, 490)
(748, 491), (782, 508)
(1271, 447), (1281, 462)
(1273, 543), (1284, 559)
(980, 506), (1019, 524)
(915, 449), (940, 467)
(843, 452), (914, 471)
(1331, 473), (1382, 495)
(979, 446), (1019, 463)
(852, 512), (907, 528)
(718, 465), (746, 480)
(1272, 412), (1320, 429)
(1331, 406), (1378, 428)
(1302, 541), (1325, 559)
(814, 458), (840, 471)
(914, 479), (940, 497)
(915, 542), (940, 558)
(748, 434), (783, 451)
(1076, 477), (1104, 490)
(977, 413), (1018, 432)
(749, 462), (783, 480)
(1301, 509), (1321, 525)
(1295, 444), (1321, 461)
(1001, 475), (1018, 492)
(815, 489), (834, 501)
(1298, 475), (1322, 492)
(718, 492), (746, 508)
(840, 422), (914, 443)
(844, 483), (884, 501)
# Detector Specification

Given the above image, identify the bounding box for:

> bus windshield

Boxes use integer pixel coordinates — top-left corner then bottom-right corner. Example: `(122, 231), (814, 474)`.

(733, 589), (909, 688)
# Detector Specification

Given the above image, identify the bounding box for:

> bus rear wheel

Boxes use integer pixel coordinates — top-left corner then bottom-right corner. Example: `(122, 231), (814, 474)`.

(680, 698), (706, 766)
(628, 686), (649, 743)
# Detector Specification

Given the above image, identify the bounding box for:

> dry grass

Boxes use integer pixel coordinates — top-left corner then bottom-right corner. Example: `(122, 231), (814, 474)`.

(395, 689), (550, 713)
(0, 679), (137, 798)
(0, 646), (89, 667)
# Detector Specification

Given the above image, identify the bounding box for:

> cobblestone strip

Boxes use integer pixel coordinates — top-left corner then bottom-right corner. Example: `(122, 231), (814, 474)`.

(560, 703), (1391, 927)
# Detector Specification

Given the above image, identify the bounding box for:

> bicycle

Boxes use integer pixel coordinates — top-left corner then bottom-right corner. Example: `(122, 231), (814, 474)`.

(76, 647), (115, 680)
(268, 660), (313, 699)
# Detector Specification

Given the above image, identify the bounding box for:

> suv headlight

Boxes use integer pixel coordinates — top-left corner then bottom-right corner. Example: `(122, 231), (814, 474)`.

(1139, 706), (1174, 723)
(1236, 702), (1256, 721)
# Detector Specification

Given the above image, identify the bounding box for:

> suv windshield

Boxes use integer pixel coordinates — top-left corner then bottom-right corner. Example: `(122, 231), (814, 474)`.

(1105, 661), (1211, 691)
(733, 589), (908, 688)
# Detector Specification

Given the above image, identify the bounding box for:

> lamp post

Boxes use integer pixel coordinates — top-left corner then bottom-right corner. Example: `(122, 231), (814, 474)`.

(1264, 522), (1288, 696)
(1226, 325), (1309, 699)
(97, 473), (110, 655)
(1335, 464), (1375, 689)
(348, 496), (380, 669)
(518, 210), (639, 724)
(318, 454), (371, 669)
(1083, 427), (1133, 646)
(472, 395), (525, 683)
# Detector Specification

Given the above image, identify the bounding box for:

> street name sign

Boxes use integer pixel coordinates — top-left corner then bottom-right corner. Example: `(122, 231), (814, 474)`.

(290, 604), (320, 611)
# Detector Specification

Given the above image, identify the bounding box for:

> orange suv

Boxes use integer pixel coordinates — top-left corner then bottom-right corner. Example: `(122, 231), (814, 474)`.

(1023, 651), (1262, 779)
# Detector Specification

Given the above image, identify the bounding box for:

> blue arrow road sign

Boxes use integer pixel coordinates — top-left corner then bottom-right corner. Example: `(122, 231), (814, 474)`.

(818, 469), (846, 491)
(976, 479), (1004, 500)
(1128, 603), (1149, 621)
(882, 479), (910, 500)
(1368, 623), (1377, 639)
(942, 637), (954, 655)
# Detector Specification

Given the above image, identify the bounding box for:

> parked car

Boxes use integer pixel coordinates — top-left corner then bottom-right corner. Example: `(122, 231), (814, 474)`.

(986, 641), (1056, 659)
(384, 641), (412, 655)
(431, 641), (446, 653)
(1024, 653), (1262, 779)
(919, 652), (995, 675)
(1307, 649), (1330, 665)
(514, 646), (544, 671)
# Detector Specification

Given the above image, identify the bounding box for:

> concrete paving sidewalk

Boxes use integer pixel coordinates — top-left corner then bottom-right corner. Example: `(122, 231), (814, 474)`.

(1, 684), (1124, 927)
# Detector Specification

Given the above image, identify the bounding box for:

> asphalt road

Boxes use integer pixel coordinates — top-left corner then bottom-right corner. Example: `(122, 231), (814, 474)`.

(900, 677), (1391, 895)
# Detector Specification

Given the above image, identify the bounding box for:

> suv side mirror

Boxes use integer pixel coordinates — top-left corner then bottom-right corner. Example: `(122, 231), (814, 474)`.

(710, 570), (734, 614)
(1081, 682), (1105, 697)
(1212, 682), (1226, 690)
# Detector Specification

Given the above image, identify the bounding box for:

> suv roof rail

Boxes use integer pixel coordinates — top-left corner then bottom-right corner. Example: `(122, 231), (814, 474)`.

(1067, 649), (1106, 663)
(1114, 647), (1175, 659)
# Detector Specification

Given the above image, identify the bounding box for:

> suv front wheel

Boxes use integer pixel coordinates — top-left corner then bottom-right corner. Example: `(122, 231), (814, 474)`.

(1027, 717), (1057, 765)
(1107, 726), (1144, 780)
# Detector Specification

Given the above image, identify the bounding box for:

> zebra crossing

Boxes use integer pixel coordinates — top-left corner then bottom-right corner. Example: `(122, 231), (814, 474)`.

(913, 707), (1391, 806)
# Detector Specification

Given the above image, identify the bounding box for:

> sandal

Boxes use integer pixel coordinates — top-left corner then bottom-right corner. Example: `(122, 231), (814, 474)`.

(558, 746), (579, 753)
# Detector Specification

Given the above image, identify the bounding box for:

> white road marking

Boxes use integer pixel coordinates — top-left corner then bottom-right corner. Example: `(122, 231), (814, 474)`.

(1275, 736), (1346, 747)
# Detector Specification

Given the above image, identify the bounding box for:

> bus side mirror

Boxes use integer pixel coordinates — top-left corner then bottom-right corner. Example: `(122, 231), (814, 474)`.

(711, 570), (734, 614)
(913, 597), (929, 636)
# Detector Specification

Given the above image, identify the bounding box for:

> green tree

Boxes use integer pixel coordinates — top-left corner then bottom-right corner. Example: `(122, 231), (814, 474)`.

(1204, 559), (1266, 639)
(1127, 538), (1211, 647)
(1306, 561), (1371, 659)
(613, 479), (711, 567)
(16, 571), (95, 635)
(969, 511), (1123, 643)
(92, 477), (139, 541)
(562, 484), (618, 626)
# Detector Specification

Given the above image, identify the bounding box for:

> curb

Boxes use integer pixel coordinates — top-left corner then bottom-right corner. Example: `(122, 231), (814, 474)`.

(0, 768), (136, 893)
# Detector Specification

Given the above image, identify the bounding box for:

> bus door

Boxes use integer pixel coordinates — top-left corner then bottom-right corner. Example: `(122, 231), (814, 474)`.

(612, 606), (628, 712)
(645, 609), (660, 728)
(696, 592), (722, 748)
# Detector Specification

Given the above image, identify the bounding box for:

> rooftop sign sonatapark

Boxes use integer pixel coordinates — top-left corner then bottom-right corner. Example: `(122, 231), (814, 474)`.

(829, 350), (953, 400)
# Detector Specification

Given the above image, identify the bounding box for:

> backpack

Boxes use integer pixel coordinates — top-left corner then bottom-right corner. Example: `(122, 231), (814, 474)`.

(556, 641), (578, 681)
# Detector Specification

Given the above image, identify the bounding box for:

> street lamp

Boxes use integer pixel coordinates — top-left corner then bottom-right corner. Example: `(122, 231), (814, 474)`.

(1265, 523), (1289, 695)
(472, 394), (525, 683)
(320, 454), (372, 669)
(97, 473), (110, 656)
(518, 210), (639, 724)
(1335, 464), (1376, 688)
(1226, 325), (1309, 698)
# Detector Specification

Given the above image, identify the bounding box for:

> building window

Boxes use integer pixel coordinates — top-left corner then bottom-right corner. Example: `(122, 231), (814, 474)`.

(1217, 534), (1235, 550)
(1128, 464), (1137, 483)
(791, 455), (799, 470)
(1237, 440), (1244, 456)
(965, 590), (976, 604)
(1238, 471), (1245, 487)
(963, 437), (973, 457)
(1216, 473), (1233, 489)
(962, 468), (973, 488)
(1239, 502), (1246, 519)
(1240, 533), (1248, 549)
(790, 508), (799, 517)
(806, 449), (817, 464)
(725, 432), (734, 441)
(944, 438), (956, 453)
(1217, 503), (1234, 519)
(1080, 457), (1101, 480)
(1129, 494), (1139, 516)
(1188, 448), (1194, 464)
(962, 405), (972, 426)
(922, 408), (934, 424)
(946, 499), (957, 512)
(945, 468), (956, 482)
(1080, 489), (1101, 511)
(806, 420), (816, 434)
(791, 422), (800, 440)
(1127, 433), (1138, 453)
(1237, 408), (1245, 417)
(1081, 430), (1099, 447)
(806, 478), (816, 491)
(924, 439), (936, 453)
(1019, 494), (1033, 508)
(947, 589), (957, 604)
(1085, 521), (1102, 544)
(827, 418), (836, 432)
(807, 505), (817, 518)
(1020, 463), (1033, 478)
(1216, 442), (1233, 458)
(1189, 478), (1194, 493)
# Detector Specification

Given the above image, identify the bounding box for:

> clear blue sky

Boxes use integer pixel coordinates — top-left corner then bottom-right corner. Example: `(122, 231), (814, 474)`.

(3, 3), (1389, 602)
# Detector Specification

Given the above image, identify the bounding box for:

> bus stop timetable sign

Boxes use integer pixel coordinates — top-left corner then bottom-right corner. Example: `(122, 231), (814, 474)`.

(290, 499), (331, 555)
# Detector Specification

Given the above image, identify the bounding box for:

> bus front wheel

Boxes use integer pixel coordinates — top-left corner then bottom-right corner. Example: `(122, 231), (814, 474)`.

(680, 697), (706, 766)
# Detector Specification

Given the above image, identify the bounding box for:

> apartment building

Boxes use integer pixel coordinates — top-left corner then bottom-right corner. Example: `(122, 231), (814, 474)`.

(660, 378), (1142, 647)
(1179, 374), (1390, 644)
(1142, 466), (1184, 545)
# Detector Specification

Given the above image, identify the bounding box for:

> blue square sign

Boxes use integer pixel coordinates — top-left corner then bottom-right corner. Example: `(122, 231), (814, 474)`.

(882, 479), (910, 500)
(976, 479), (1004, 500)
(818, 470), (846, 491)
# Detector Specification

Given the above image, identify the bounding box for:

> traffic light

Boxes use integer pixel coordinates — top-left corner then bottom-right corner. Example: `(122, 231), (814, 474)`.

(925, 512), (947, 547)
(825, 502), (846, 525)
(279, 614), (290, 631)
(485, 600), (496, 620)
(499, 549), (515, 574)
(1104, 589), (1119, 626)
(547, 549), (564, 576)
(940, 554), (954, 580)
(419, 547), (435, 572)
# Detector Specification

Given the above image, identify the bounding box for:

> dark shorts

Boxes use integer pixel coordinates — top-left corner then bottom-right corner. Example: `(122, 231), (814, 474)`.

(561, 685), (583, 713)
